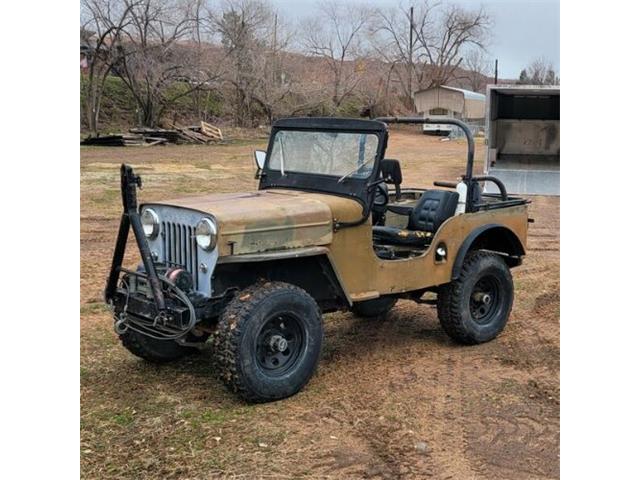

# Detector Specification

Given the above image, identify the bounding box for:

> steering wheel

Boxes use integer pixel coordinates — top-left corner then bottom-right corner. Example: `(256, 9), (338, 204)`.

(373, 182), (389, 208)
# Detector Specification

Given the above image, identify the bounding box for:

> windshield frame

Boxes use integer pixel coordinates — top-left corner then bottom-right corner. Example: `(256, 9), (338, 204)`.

(258, 118), (388, 211)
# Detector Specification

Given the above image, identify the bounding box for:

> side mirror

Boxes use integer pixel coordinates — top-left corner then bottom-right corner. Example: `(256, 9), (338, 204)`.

(254, 150), (266, 170)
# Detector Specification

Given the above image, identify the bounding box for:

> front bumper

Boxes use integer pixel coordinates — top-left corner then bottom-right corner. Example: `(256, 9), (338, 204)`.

(110, 267), (199, 339)
(104, 165), (214, 340)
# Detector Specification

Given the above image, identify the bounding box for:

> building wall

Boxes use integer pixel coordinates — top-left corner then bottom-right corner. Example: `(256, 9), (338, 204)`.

(414, 86), (485, 120)
(414, 87), (463, 117)
(463, 97), (485, 120)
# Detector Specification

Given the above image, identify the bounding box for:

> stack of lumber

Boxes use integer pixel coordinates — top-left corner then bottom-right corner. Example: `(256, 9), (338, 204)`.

(81, 134), (168, 147)
(129, 127), (183, 143)
(81, 121), (224, 147)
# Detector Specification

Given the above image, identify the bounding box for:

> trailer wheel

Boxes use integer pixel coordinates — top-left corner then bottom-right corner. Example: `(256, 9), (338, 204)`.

(213, 282), (323, 403)
(351, 297), (397, 318)
(437, 251), (513, 344)
(119, 329), (202, 364)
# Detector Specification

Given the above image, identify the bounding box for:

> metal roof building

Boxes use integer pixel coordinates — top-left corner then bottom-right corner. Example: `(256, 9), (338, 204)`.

(413, 85), (486, 120)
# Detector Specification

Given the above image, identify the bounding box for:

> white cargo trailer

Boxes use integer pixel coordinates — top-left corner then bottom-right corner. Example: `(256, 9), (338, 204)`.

(484, 85), (559, 195)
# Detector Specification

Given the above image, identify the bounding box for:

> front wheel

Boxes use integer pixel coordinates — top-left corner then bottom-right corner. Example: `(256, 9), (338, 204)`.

(118, 329), (205, 364)
(213, 282), (323, 403)
(437, 251), (514, 344)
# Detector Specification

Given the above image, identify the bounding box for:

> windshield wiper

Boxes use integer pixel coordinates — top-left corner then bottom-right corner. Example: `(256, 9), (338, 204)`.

(337, 157), (375, 183)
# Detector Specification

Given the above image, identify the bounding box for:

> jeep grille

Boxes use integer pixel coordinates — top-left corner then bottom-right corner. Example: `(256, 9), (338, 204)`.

(162, 221), (199, 289)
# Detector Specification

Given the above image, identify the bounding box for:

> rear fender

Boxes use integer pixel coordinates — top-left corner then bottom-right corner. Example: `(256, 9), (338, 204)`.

(451, 224), (525, 279)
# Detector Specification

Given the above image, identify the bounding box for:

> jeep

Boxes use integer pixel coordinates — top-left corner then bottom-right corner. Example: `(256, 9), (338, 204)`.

(105, 116), (529, 403)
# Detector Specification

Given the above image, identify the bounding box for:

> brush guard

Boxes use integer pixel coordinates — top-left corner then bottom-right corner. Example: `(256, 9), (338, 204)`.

(104, 164), (196, 340)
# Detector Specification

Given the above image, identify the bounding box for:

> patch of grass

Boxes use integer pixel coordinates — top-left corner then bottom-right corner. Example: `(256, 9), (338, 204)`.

(200, 409), (230, 424)
(112, 410), (135, 426)
(91, 188), (120, 206)
(225, 138), (267, 147)
(81, 330), (118, 356)
(180, 407), (252, 428)
(81, 303), (108, 315)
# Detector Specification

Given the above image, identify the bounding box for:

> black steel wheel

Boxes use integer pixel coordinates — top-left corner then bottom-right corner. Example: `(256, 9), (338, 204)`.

(255, 314), (305, 376)
(437, 251), (514, 344)
(469, 275), (501, 324)
(213, 282), (323, 403)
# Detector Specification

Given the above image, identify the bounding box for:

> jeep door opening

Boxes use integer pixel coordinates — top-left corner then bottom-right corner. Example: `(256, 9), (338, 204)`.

(104, 116), (529, 403)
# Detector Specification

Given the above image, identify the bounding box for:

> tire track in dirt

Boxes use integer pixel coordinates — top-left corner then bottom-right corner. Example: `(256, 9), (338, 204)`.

(423, 350), (487, 480)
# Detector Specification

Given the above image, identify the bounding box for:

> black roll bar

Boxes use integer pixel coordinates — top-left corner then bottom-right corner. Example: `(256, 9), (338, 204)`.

(375, 116), (476, 209)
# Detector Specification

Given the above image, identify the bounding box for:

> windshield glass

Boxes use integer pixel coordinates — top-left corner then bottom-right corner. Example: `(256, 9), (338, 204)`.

(267, 130), (379, 179)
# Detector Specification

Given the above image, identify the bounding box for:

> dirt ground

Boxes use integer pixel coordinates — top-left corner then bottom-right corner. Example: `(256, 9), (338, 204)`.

(80, 128), (559, 479)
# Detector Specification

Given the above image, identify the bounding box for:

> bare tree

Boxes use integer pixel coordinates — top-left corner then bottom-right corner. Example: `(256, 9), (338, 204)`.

(250, 14), (301, 122)
(111, 0), (226, 127)
(207, 0), (272, 126)
(368, 3), (429, 108)
(463, 48), (491, 92)
(518, 57), (559, 85)
(303, 1), (372, 113)
(206, 0), (322, 126)
(370, 1), (490, 109)
(80, 0), (141, 136)
(353, 60), (398, 118)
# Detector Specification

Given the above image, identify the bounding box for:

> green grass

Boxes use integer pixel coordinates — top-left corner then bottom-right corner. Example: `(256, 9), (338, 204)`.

(112, 411), (135, 427)
(80, 303), (108, 315)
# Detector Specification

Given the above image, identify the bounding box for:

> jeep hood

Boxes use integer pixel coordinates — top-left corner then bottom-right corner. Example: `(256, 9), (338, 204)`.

(156, 189), (363, 256)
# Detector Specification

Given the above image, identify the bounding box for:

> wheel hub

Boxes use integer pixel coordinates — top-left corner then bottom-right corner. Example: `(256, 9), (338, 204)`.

(470, 275), (500, 323)
(268, 334), (288, 353)
(472, 292), (492, 305)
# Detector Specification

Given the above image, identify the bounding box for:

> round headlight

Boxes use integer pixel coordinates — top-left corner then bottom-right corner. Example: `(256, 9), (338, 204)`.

(141, 208), (159, 238)
(195, 218), (217, 251)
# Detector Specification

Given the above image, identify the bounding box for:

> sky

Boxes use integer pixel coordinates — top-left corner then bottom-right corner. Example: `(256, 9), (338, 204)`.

(269, 0), (560, 79)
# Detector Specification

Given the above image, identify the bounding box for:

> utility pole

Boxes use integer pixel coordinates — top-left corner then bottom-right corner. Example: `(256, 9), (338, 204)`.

(408, 6), (414, 109)
(494, 59), (498, 84)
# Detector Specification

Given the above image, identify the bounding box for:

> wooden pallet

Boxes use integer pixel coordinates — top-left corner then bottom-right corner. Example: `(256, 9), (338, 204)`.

(199, 121), (224, 142)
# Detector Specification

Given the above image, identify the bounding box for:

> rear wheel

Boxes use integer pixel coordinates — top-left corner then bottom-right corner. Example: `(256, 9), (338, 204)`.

(213, 282), (323, 403)
(437, 251), (513, 344)
(351, 297), (397, 318)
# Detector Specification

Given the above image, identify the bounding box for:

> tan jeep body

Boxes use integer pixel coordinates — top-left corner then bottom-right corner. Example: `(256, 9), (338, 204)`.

(161, 188), (528, 304)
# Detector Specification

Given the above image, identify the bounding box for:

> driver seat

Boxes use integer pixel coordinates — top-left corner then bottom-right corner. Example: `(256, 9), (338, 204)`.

(372, 189), (459, 247)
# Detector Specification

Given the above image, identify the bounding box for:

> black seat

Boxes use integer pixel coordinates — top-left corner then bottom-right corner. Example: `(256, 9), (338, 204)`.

(372, 189), (459, 247)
